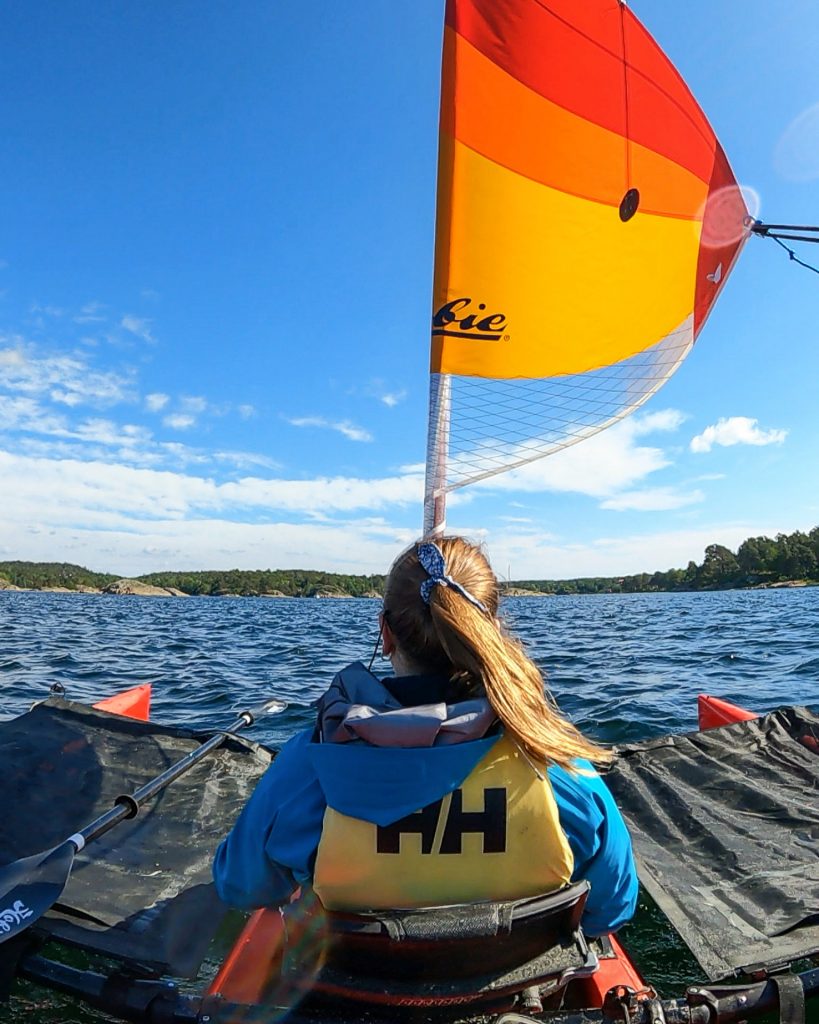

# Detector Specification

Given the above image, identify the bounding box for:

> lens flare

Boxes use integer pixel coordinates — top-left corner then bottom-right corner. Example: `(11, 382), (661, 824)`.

(698, 184), (759, 249)
(774, 103), (819, 183)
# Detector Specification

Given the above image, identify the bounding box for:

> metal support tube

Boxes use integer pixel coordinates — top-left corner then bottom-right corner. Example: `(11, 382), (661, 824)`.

(423, 372), (452, 536)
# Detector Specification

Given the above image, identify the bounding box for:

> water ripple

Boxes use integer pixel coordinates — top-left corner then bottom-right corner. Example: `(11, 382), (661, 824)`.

(1, 589), (817, 746)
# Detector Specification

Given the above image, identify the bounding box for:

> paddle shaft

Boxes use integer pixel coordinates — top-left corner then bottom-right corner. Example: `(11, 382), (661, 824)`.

(71, 708), (259, 851)
(0, 698), (285, 948)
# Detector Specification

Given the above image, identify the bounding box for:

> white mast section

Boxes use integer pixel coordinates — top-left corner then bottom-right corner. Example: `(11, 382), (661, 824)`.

(422, 372), (451, 536)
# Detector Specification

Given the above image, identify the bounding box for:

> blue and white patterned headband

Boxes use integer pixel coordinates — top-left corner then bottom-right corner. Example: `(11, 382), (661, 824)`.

(417, 542), (488, 614)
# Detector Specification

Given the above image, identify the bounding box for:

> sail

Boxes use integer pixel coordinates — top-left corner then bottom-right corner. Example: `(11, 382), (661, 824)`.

(424, 0), (750, 532)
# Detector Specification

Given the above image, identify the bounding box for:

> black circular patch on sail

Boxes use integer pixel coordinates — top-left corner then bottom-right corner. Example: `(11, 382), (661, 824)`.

(619, 188), (640, 222)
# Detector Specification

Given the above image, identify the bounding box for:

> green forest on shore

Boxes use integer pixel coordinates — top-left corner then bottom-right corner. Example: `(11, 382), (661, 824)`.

(2, 526), (818, 597)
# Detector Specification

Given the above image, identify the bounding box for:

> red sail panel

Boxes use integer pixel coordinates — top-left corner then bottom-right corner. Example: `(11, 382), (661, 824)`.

(446, 0), (719, 188)
(694, 143), (750, 335)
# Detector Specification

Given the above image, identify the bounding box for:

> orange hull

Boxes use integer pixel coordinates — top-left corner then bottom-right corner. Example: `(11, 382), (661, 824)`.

(697, 694), (756, 730)
(93, 683), (152, 722)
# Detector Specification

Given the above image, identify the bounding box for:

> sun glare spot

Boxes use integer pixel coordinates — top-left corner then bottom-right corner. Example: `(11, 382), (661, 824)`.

(697, 184), (760, 249)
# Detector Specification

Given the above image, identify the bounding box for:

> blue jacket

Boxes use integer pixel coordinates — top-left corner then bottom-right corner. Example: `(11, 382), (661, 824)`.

(213, 666), (638, 936)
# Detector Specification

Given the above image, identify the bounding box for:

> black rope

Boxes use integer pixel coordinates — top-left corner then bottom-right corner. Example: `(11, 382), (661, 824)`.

(763, 232), (819, 244)
(751, 220), (819, 276)
(769, 234), (819, 276)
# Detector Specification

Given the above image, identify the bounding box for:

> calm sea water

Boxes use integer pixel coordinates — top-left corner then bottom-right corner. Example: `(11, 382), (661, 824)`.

(2, 587), (818, 1020)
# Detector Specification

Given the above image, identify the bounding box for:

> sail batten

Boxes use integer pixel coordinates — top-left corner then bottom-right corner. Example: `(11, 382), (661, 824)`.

(424, 0), (748, 532)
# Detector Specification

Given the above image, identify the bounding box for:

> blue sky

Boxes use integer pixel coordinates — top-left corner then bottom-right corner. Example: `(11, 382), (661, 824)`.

(1, 0), (818, 579)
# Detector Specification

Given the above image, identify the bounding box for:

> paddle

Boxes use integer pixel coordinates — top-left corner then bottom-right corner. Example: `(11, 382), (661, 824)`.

(0, 697), (287, 945)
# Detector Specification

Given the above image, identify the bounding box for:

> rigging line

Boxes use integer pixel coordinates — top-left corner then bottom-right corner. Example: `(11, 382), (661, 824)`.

(760, 233), (819, 245)
(752, 222), (819, 233)
(618, 0), (632, 190)
(768, 235), (819, 276)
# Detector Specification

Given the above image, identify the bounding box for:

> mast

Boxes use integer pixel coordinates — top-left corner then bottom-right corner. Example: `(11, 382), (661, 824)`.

(422, 372), (451, 536)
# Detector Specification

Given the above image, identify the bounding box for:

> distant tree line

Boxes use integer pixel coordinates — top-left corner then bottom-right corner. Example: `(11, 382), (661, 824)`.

(0, 561), (385, 598)
(0, 561), (115, 590)
(2, 526), (818, 596)
(513, 527), (819, 595)
(139, 568), (386, 598)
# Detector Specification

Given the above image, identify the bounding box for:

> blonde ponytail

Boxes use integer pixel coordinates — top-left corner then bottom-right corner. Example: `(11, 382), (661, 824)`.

(383, 536), (611, 771)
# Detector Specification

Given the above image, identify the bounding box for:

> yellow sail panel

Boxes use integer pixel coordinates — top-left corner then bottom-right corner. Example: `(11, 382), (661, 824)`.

(432, 138), (703, 378)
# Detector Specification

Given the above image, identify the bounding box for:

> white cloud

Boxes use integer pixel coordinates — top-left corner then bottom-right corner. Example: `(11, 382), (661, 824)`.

(30, 303), (66, 318)
(0, 400), (156, 455)
(0, 450), (423, 531)
(690, 416), (787, 453)
(181, 395), (208, 414)
(0, 347), (25, 368)
(213, 449), (280, 470)
(483, 521), (806, 581)
(476, 411), (682, 500)
(380, 390), (407, 408)
(164, 414), (196, 430)
(600, 487), (705, 512)
(0, 341), (132, 406)
(0, 395), (283, 474)
(0, 513), (418, 577)
(238, 404), (256, 419)
(145, 392), (169, 412)
(287, 416), (373, 443)
(49, 389), (84, 407)
(0, 439), (810, 580)
(73, 419), (153, 448)
(0, 396), (70, 436)
(158, 442), (210, 466)
(628, 409), (688, 436)
(120, 315), (155, 343)
(74, 302), (106, 324)
(359, 379), (408, 408)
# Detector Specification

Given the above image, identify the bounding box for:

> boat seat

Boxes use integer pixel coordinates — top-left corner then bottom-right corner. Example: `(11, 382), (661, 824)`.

(280, 881), (598, 1010)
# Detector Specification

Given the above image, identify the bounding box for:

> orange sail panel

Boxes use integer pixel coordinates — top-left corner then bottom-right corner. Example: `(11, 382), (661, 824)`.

(431, 0), (749, 380)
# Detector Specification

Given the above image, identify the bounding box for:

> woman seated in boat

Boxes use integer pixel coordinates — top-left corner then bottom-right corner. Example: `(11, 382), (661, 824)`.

(213, 536), (637, 936)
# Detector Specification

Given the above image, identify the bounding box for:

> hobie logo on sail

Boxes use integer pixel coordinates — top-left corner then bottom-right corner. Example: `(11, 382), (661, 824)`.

(432, 299), (508, 341)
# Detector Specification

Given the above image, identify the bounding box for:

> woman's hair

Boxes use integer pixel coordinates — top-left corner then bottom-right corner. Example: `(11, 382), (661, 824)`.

(382, 536), (611, 770)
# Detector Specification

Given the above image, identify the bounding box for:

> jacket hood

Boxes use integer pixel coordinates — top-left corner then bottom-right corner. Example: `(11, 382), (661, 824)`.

(315, 661), (497, 747)
(308, 662), (499, 827)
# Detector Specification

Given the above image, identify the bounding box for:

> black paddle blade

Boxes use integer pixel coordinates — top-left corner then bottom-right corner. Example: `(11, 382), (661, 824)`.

(0, 839), (77, 944)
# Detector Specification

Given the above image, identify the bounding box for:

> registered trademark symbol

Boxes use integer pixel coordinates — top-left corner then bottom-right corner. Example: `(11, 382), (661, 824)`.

(503, 334), (510, 341)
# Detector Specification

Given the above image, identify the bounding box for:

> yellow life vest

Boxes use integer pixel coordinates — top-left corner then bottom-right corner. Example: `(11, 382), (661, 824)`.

(313, 734), (574, 911)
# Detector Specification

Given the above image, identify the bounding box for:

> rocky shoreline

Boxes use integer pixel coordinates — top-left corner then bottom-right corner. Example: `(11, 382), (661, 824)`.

(1, 577), (814, 599)
(0, 578), (381, 598)
(0, 578), (187, 597)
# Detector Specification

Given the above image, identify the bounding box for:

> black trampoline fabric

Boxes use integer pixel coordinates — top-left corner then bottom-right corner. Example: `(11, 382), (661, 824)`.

(0, 697), (272, 976)
(5, 698), (817, 985)
(605, 706), (819, 980)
